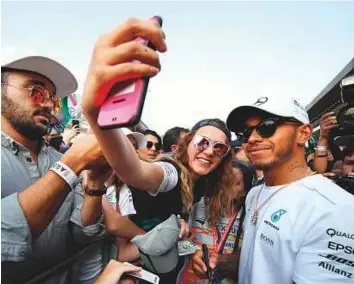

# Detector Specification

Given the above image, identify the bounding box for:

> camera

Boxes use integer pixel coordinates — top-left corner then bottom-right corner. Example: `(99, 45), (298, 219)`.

(331, 75), (354, 137)
(328, 75), (354, 161)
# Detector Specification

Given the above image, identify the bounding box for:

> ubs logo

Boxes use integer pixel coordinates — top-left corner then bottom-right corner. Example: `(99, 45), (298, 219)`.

(253, 97), (268, 106)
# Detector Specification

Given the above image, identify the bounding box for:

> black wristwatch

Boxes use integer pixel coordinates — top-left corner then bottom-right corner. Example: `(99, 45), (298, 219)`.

(85, 186), (107, 197)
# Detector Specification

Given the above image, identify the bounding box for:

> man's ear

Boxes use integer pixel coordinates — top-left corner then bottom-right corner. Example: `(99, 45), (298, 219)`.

(171, 144), (179, 153)
(297, 124), (313, 146)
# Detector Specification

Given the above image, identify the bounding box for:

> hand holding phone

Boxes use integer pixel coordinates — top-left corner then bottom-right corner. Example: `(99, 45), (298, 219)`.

(93, 260), (141, 284)
(202, 244), (213, 282)
(97, 16), (163, 129)
(123, 262), (160, 284)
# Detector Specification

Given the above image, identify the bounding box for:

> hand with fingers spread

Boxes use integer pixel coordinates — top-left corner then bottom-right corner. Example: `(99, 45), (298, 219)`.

(319, 112), (339, 141)
(82, 17), (167, 118)
(94, 260), (141, 284)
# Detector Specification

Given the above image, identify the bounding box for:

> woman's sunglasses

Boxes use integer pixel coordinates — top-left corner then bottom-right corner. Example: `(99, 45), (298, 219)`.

(46, 124), (65, 135)
(238, 117), (300, 143)
(146, 141), (162, 151)
(194, 134), (230, 158)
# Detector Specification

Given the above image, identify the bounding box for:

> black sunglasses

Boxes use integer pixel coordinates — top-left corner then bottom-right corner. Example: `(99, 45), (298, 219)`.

(238, 117), (300, 143)
(146, 141), (162, 151)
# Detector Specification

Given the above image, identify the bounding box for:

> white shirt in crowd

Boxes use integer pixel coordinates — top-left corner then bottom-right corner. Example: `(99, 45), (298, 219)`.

(239, 174), (354, 284)
(106, 184), (136, 215)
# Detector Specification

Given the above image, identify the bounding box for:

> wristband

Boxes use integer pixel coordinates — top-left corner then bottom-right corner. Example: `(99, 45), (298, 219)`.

(315, 153), (328, 158)
(50, 161), (79, 190)
(316, 145), (328, 151)
(85, 186), (107, 197)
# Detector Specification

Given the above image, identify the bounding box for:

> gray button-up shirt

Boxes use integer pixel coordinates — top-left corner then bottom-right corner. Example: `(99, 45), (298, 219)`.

(1, 132), (106, 284)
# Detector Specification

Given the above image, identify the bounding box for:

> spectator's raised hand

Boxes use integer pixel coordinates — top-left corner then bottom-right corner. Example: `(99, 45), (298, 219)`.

(319, 112), (339, 140)
(82, 17), (167, 118)
(82, 164), (113, 192)
(62, 125), (80, 145)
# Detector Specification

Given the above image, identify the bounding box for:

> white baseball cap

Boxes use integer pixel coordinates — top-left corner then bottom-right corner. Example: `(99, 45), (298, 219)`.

(121, 128), (147, 149)
(2, 56), (77, 98)
(226, 96), (309, 133)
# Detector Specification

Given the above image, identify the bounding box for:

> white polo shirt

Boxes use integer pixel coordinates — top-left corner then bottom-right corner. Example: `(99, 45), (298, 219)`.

(239, 174), (354, 284)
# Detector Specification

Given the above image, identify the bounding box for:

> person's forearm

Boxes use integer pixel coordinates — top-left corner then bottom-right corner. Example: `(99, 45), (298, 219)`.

(81, 196), (102, 226)
(85, 116), (162, 190)
(109, 216), (145, 239)
(313, 137), (329, 173)
(18, 153), (85, 240)
(116, 238), (140, 262)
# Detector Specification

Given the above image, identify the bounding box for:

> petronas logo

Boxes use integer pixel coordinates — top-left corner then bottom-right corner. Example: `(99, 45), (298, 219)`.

(271, 209), (287, 222)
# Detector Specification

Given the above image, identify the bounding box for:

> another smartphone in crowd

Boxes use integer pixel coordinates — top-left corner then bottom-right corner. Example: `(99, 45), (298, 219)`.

(72, 119), (80, 128)
(97, 16), (163, 130)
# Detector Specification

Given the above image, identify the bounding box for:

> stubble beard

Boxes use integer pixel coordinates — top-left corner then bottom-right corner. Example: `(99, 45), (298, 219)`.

(249, 135), (296, 172)
(1, 93), (47, 140)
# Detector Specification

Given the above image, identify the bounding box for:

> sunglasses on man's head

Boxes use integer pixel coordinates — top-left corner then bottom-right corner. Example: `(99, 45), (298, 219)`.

(238, 117), (301, 143)
(194, 134), (230, 158)
(146, 141), (162, 151)
(46, 124), (65, 135)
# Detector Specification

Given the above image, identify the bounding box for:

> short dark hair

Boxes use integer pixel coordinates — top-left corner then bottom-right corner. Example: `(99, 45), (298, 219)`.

(1, 68), (11, 84)
(163, 127), (190, 152)
(143, 129), (162, 146)
(343, 148), (354, 159)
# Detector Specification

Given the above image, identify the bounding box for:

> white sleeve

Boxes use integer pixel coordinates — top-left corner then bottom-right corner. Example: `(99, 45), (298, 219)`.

(293, 204), (354, 284)
(118, 185), (136, 216)
(148, 161), (179, 196)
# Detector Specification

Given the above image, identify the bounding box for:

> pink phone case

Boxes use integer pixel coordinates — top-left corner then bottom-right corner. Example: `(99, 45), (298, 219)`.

(97, 16), (162, 130)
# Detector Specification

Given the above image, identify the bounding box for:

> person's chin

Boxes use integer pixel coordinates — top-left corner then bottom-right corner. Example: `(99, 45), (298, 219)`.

(191, 163), (213, 176)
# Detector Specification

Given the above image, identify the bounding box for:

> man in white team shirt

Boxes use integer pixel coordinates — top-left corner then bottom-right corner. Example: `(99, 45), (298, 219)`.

(226, 96), (354, 284)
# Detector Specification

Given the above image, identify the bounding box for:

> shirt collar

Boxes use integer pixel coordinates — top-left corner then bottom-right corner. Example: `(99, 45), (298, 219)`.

(1, 131), (48, 155)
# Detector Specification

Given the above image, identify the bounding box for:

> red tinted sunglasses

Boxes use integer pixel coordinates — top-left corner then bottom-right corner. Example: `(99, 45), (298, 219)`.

(194, 134), (230, 158)
(3, 83), (61, 114)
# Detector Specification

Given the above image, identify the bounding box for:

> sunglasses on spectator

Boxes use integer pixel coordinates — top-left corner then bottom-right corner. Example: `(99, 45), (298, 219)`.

(194, 134), (230, 158)
(238, 117), (301, 143)
(2, 83), (61, 114)
(146, 141), (162, 151)
(46, 124), (65, 134)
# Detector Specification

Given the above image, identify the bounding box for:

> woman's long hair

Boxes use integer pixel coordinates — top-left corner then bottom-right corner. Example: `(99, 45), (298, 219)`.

(166, 131), (242, 226)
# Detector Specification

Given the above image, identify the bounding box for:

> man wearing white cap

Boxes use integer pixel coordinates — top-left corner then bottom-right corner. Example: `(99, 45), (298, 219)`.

(1, 56), (108, 283)
(226, 96), (354, 284)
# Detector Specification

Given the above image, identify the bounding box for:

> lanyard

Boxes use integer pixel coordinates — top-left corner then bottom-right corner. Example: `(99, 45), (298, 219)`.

(212, 212), (238, 253)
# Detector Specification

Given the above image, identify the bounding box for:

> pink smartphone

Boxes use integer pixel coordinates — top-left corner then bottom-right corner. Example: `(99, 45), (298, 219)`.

(97, 16), (163, 130)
